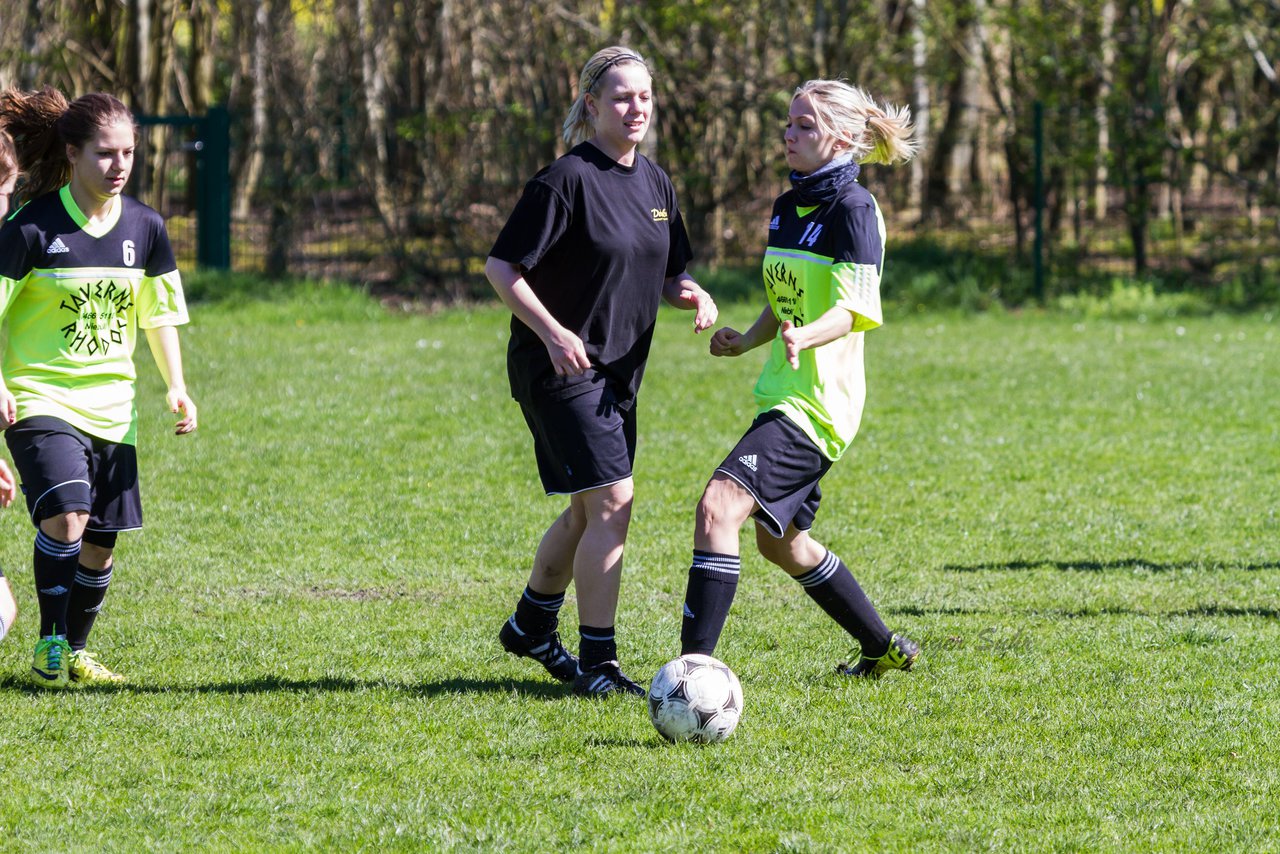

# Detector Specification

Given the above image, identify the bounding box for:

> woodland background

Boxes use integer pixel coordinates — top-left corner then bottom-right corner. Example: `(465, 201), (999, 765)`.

(0, 0), (1277, 304)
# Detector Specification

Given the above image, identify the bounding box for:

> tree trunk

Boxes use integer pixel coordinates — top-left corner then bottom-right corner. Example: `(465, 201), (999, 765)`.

(356, 0), (401, 237)
(234, 1), (269, 221)
(1094, 0), (1114, 221)
(909, 0), (928, 218)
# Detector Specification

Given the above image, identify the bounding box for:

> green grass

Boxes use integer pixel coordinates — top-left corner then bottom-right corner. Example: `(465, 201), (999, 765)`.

(0, 280), (1277, 850)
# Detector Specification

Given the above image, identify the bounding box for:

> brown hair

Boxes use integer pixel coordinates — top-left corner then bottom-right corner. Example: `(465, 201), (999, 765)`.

(0, 128), (16, 182)
(0, 87), (135, 206)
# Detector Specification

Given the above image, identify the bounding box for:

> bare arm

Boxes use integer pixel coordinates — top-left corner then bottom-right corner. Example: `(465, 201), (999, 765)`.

(709, 305), (781, 358)
(144, 326), (198, 434)
(484, 256), (591, 377)
(662, 271), (718, 332)
(778, 305), (856, 369)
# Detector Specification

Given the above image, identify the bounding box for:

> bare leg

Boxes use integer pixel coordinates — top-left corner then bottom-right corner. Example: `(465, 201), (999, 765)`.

(694, 475), (757, 556)
(570, 478), (634, 628)
(527, 504), (586, 595)
(754, 523), (826, 575)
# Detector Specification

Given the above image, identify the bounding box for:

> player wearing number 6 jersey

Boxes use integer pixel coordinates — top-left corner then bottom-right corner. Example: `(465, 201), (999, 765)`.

(679, 79), (922, 678)
(0, 87), (196, 688)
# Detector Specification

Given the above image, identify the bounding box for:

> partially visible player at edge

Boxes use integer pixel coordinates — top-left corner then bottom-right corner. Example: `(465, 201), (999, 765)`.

(679, 79), (921, 678)
(486, 46), (716, 697)
(0, 128), (21, 643)
(0, 87), (196, 687)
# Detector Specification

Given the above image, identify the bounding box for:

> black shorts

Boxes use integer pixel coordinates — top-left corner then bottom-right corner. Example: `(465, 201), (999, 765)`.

(713, 410), (832, 538)
(518, 382), (637, 495)
(4, 416), (143, 533)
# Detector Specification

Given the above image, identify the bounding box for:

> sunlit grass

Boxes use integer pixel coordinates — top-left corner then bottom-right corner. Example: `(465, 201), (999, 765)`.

(0, 283), (1275, 849)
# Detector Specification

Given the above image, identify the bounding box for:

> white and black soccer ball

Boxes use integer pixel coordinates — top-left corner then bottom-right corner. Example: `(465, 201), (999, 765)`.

(648, 653), (744, 744)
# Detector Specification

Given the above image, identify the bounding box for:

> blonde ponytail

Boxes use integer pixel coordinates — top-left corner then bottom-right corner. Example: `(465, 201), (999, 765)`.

(562, 46), (649, 147)
(794, 79), (918, 166)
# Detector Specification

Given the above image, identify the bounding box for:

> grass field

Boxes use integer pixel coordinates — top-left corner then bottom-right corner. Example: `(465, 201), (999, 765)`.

(0, 280), (1276, 850)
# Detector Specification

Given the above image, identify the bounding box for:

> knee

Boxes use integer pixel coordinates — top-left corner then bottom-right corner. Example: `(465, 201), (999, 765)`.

(39, 511), (90, 544)
(696, 478), (753, 537)
(582, 481), (634, 532)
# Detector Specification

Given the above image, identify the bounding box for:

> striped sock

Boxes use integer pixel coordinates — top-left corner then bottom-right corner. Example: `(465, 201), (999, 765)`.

(680, 550), (741, 656)
(511, 585), (566, 636)
(793, 551), (890, 656)
(578, 625), (617, 670)
(66, 564), (113, 651)
(34, 530), (82, 638)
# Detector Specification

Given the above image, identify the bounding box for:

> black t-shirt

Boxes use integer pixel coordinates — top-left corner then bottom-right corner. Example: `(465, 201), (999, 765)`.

(490, 142), (693, 404)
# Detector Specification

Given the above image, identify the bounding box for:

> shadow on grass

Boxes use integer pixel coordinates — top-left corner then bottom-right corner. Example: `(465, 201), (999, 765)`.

(942, 558), (1280, 573)
(0, 674), (571, 699)
(1045, 605), (1280, 619)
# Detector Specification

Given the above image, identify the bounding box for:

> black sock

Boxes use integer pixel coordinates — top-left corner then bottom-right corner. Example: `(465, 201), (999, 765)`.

(680, 550), (740, 656)
(33, 530), (82, 638)
(793, 551), (890, 656)
(511, 585), (565, 636)
(66, 564), (113, 651)
(578, 625), (616, 670)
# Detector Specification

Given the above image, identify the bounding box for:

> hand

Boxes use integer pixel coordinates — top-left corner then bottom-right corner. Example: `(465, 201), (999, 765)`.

(0, 388), (15, 427)
(688, 289), (718, 333)
(710, 327), (747, 357)
(0, 459), (14, 507)
(545, 326), (591, 377)
(780, 320), (803, 369)
(168, 388), (198, 435)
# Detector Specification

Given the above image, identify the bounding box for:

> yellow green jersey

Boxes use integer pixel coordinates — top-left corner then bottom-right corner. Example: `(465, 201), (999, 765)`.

(754, 178), (886, 461)
(0, 186), (188, 444)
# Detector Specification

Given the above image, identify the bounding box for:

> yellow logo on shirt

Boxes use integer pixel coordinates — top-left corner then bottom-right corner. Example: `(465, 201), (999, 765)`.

(651, 208), (669, 222)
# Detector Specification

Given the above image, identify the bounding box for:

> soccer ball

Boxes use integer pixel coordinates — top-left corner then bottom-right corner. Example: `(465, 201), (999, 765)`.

(648, 653), (743, 744)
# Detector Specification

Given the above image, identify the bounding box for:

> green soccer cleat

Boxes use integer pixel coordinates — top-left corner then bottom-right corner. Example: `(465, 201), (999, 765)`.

(837, 633), (920, 679)
(30, 636), (73, 689)
(68, 650), (126, 686)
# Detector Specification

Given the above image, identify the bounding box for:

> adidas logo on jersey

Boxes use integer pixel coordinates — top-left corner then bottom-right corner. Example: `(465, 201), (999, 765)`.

(768, 215), (780, 231)
(46, 237), (70, 255)
(738, 454), (758, 471)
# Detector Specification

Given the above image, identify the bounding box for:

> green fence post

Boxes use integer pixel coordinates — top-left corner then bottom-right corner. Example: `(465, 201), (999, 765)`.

(197, 105), (231, 270)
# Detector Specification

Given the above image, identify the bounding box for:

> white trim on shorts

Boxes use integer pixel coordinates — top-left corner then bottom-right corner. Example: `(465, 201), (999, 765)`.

(85, 524), (142, 534)
(29, 478), (93, 525)
(546, 474), (633, 497)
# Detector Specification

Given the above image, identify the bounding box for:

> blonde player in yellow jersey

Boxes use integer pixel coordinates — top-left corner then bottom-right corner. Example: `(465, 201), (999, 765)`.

(0, 87), (195, 686)
(679, 79), (922, 678)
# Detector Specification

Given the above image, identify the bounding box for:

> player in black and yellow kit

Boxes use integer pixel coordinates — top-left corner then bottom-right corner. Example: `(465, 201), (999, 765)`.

(0, 87), (196, 687)
(486, 47), (717, 697)
(679, 79), (922, 678)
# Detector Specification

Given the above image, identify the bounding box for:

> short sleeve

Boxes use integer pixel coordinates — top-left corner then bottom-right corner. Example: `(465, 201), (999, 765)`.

(0, 220), (32, 318)
(665, 207), (693, 278)
(136, 269), (189, 328)
(143, 215), (179, 277)
(490, 179), (572, 271)
(831, 202), (884, 332)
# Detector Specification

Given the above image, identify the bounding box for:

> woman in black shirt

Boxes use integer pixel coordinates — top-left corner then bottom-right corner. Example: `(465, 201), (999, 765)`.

(486, 46), (716, 697)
